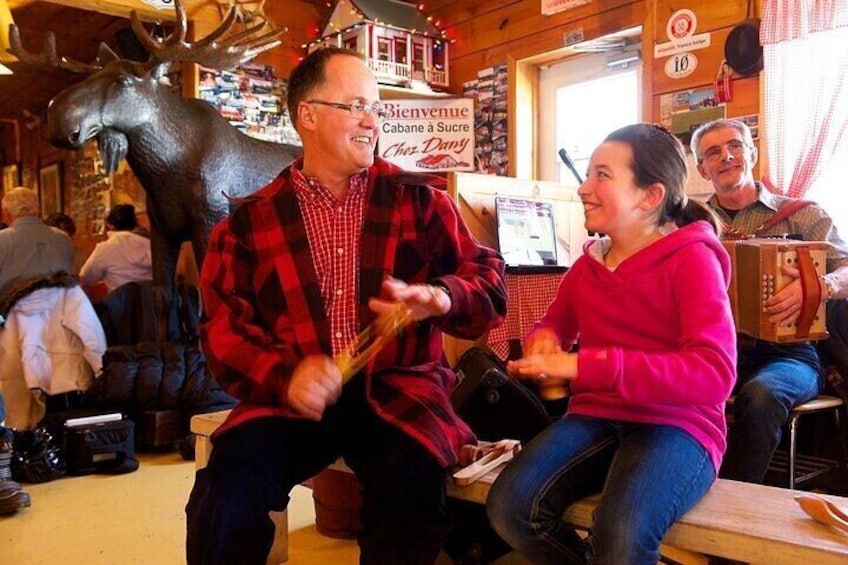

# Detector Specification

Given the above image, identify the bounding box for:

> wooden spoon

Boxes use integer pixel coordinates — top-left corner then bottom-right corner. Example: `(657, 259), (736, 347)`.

(795, 493), (848, 534)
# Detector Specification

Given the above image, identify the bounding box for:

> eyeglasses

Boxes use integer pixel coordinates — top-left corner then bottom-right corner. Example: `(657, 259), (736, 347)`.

(307, 99), (389, 121)
(699, 139), (749, 163)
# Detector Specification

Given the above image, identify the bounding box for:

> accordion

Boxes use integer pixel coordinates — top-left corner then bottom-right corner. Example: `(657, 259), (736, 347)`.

(724, 239), (828, 343)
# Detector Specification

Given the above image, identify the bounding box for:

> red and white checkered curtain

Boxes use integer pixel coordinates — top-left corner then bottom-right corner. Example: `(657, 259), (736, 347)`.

(761, 0), (848, 198)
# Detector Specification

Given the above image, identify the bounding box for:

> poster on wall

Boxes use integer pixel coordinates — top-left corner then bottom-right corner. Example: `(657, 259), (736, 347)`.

(378, 98), (474, 172)
(659, 86), (725, 148)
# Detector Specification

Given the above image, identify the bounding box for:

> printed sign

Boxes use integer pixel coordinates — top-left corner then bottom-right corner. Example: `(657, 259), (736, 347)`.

(665, 52), (698, 79)
(655, 8), (710, 58)
(378, 98), (475, 172)
(666, 9), (697, 41)
(542, 0), (591, 17)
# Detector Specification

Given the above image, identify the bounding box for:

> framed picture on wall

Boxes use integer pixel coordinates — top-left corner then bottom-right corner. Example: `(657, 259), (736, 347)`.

(38, 162), (63, 215)
(2, 163), (19, 192)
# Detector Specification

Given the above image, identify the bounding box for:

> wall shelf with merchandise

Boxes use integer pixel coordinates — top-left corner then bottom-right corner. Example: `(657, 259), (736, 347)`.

(198, 64), (301, 146)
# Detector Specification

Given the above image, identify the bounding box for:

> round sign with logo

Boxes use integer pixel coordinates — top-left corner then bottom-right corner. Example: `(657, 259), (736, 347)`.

(665, 52), (698, 79)
(667, 9), (697, 41)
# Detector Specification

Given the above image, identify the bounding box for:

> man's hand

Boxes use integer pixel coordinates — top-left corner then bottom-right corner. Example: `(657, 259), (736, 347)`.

(368, 277), (450, 322)
(765, 265), (806, 326)
(286, 355), (343, 421)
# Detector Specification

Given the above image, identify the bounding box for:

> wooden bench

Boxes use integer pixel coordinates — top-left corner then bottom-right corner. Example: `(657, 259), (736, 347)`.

(192, 410), (848, 565)
(449, 465), (848, 565)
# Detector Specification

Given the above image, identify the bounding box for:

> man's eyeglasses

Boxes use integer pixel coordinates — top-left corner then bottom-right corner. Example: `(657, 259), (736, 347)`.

(307, 99), (389, 121)
(699, 139), (749, 163)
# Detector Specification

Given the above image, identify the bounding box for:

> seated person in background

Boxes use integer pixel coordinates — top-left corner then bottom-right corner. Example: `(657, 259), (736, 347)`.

(0, 187), (72, 293)
(44, 212), (89, 275)
(487, 124), (736, 565)
(691, 118), (848, 483)
(0, 187), (103, 429)
(79, 204), (152, 294)
(44, 212), (76, 237)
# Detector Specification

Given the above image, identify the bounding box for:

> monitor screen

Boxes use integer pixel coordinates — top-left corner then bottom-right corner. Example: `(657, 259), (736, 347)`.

(495, 196), (559, 268)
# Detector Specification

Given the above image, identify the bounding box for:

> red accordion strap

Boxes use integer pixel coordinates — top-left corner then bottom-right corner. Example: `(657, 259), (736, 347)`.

(795, 246), (822, 339)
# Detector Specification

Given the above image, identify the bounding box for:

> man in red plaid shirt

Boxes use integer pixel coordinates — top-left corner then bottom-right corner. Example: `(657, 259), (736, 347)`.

(186, 47), (506, 564)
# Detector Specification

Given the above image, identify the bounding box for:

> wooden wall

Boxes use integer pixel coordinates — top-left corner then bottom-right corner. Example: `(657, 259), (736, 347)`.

(424, 0), (760, 124)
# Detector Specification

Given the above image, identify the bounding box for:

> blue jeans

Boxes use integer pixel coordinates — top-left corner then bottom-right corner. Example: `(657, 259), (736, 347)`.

(720, 342), (823, 482)
(487, 415), (715, 565)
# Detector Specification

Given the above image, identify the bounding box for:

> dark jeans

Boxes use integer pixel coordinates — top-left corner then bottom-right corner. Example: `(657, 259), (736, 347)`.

(185, 378), (450, 565)
(721, 341), (823, 482)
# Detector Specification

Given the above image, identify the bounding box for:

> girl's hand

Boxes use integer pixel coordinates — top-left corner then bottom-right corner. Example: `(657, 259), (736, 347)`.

(507, 351), (578, 381)
(522, 327), (562, 356)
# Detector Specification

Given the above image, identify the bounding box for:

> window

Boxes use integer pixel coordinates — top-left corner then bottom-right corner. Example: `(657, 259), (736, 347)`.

(394, 37), (407, 64)
(376, 37), (391, 61)
(412, 42), (425, 72)
(761, 4), (848, 234)
(538, 50), (641, 183)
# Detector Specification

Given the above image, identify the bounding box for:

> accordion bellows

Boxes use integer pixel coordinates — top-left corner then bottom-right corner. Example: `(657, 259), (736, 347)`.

(724, 239), (829, 343)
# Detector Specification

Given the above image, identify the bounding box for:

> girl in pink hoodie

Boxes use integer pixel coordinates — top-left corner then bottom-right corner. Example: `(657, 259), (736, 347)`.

(487, 124), (736, 565)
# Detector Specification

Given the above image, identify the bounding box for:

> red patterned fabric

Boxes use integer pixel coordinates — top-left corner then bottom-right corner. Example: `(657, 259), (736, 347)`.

(761, 0), (848, 44)
(291, 161), (367, 356)
(200, 157), (507, 468)
(761, 0), (848, 199)
(487, 272), (563, 360)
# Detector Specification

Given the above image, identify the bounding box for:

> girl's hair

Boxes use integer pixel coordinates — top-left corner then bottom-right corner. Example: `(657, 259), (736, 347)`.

(604, 123), (720, 234)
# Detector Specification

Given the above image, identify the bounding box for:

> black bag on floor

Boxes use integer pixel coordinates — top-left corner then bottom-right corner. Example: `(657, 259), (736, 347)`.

(446, 347), (556, 564)
(64, 418), (139, 475)
(452, 346), (553, 444)
(10, 427), (66, 483)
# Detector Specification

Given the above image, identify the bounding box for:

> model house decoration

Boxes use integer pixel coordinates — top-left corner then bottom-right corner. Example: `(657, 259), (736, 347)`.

(307, 0), (449, 91)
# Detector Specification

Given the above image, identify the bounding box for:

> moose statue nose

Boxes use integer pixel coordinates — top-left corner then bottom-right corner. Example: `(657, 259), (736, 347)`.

(47, 95), (90, 148)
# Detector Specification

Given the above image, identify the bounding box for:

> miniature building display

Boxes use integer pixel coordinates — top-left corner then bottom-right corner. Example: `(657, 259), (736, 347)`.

(307, 0), (449, 91)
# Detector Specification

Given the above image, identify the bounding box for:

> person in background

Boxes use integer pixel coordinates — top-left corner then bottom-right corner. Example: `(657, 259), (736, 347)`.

(0, 187), (72, 293)
(487, 124), (736, 565)
(0, 187), (102, 430)
(185, 47), (506, 565)
(691, 118), (848, 483)
(44, 212), (90, 275)
(44, 212), (76, 237)
(78, 204), (152, 294)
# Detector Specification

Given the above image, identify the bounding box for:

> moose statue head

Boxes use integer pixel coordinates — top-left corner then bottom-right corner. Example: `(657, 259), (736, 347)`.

(9, 0), (302, 340)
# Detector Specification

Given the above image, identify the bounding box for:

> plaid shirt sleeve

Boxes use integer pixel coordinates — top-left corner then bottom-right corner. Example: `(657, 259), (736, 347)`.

(424, 187), (507, 339)
(199, 208), (300, 410)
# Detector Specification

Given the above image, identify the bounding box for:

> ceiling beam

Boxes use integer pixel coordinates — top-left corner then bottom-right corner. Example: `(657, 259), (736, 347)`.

(10, 0), (221, 24)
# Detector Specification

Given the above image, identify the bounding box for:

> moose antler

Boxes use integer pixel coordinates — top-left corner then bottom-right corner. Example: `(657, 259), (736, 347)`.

(131, 0), (287, 70)
(6, 25), (103, 74)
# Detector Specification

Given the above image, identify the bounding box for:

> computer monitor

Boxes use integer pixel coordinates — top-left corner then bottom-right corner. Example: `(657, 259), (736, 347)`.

(494, 196), (562, 271)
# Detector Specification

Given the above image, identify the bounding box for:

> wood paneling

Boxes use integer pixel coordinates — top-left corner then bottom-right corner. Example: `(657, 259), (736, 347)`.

(435, 1), (644, 94)
(654, 0), (749, 39)
(443, 0), (640, 58)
